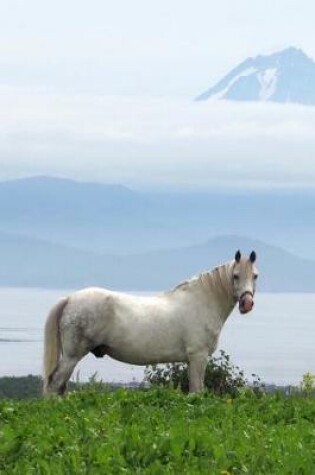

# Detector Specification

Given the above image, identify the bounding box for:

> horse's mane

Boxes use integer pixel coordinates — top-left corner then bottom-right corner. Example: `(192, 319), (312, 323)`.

(167, 261), (234, 300)
(169, 274), (201, 292)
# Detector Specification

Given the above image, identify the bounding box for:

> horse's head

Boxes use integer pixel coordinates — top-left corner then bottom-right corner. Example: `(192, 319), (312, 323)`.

(232, 250), (258, 314)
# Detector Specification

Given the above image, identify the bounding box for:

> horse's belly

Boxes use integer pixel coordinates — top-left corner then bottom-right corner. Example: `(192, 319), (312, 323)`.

(106, 343), (187, 366)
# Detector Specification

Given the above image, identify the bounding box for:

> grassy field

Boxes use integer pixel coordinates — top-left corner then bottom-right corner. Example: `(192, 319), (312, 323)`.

(1, 388), (315, 474)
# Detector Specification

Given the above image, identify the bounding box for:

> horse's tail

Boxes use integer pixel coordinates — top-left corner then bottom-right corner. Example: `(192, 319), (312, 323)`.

(43, 297), (69, 395)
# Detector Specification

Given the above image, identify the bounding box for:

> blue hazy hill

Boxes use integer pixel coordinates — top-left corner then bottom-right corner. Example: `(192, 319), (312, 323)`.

(0, 230), (314, 292)
(0, 176), (314, 259)
(0, 176), (314, 291)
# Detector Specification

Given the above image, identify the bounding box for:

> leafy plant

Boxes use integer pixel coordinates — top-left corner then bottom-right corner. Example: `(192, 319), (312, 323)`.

(300, 372), (315, 395)
(1, 388), (315, 474)
(145, 350), (262, 396)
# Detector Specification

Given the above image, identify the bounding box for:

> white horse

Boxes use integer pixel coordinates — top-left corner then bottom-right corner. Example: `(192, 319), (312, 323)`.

(43, 250), (258, 395)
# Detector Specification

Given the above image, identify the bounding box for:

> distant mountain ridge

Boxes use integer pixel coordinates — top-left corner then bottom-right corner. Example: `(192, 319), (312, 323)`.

(1, 175), (315, 258)
(196, 47), (315, 105)
(0, 229), (314, 292)
(0, 175), (315, 291)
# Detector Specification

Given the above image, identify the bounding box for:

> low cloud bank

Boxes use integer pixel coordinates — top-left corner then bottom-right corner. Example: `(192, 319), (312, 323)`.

(1, 86), (315, 189)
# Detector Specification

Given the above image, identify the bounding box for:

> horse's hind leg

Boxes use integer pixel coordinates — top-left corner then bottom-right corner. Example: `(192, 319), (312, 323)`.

(47, 354), (80, 395)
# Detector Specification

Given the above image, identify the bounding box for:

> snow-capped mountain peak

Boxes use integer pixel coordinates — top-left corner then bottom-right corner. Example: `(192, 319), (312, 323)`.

(257, 68), (278, 100)
(196, 47), (315, 105)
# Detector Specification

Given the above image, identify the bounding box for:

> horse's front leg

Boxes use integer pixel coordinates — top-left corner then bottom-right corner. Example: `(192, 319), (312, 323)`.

(188, 352), (208, 393)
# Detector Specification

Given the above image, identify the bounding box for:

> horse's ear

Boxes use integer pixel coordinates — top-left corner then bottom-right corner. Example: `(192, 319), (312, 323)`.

(249, 251), (256, 263)
(235, 250), (241, 263)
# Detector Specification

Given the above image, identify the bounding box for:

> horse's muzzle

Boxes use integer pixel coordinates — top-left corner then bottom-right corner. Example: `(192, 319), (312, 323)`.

(239, 292), (254, 314)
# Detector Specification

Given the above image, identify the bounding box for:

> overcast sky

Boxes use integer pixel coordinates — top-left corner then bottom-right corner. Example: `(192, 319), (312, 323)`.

(1, 0), (315, 189)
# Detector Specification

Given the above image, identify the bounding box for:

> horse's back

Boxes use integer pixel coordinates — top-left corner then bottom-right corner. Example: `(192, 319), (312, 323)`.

(59, 286), (188, 364)
(61, 286), (165, 334)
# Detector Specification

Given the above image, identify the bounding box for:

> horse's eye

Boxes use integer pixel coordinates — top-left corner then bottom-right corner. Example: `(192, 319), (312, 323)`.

(253, 274), (258, 280)
(233, 275), (239, 280)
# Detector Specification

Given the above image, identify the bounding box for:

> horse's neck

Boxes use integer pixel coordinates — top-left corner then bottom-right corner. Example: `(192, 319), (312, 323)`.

(201, 262), (235, 319)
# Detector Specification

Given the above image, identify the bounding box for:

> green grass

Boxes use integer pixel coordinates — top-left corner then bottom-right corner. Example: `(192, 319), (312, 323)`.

(1, 388), (315, 474)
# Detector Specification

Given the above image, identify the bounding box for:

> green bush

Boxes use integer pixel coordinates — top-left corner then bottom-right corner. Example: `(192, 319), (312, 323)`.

(145, 350), (262, 396)
(299, 372), (315, 395)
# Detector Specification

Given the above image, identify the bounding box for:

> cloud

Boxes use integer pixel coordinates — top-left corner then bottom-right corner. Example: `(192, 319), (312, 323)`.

(1, 85), (315, 189)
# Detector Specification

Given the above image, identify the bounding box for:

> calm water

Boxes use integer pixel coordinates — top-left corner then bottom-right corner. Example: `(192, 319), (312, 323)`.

(0, 288), (314, 386)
